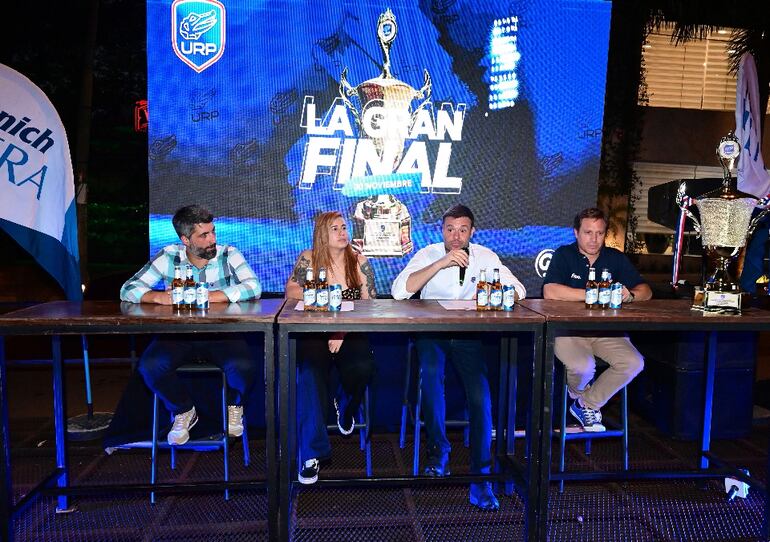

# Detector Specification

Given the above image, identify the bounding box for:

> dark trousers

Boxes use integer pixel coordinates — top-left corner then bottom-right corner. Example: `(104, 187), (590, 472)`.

(137, 334), (258, 415)
(297, 333), (376, 463)
(415, 336), (493, 474)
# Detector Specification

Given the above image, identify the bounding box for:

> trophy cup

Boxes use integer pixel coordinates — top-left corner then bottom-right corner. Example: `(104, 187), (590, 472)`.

(678, 132), (770, 313)
(340, 9), (430, 256)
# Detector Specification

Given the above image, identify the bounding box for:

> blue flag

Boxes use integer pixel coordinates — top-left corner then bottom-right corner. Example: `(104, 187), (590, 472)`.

(0, 63), (82, 300)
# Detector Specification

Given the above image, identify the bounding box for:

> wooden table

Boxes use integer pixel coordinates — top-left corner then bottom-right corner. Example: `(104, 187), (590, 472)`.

(519, 298), (770, 541)
(277, 299), (545, 542)
(0, 299), (283, 542)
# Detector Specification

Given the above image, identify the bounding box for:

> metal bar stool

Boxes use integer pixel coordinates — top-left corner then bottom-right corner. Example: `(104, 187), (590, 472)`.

(556, 363), (629, 492)
(150, 362), (250, 502)
(399, 337), (469, 476)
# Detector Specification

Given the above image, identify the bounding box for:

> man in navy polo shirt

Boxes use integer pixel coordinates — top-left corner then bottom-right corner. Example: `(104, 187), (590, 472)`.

(543, 207), (652, 431)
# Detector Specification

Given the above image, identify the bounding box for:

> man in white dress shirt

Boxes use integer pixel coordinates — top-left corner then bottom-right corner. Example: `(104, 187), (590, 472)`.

(391, 204), (526, 511)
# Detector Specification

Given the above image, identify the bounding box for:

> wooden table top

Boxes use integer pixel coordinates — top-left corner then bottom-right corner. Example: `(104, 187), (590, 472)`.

(0, 299), (286, 332)
(518, 298), (770, 328)
(277, 298), (544, 326)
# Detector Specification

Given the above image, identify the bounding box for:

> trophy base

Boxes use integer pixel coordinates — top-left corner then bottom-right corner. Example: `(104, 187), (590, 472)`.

(693, 290), (742, 315)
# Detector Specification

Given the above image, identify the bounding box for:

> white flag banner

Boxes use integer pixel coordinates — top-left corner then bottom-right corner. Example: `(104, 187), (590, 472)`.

(735, 52), (770, 198)
(0, 63), (81, 299)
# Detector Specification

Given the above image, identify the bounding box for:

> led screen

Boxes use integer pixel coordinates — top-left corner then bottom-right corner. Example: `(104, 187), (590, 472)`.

(147, 0), (612, 294)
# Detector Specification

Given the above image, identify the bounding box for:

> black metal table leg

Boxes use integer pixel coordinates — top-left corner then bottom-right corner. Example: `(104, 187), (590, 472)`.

(51, 336), (72, 513)
(1, 336), (12, 542)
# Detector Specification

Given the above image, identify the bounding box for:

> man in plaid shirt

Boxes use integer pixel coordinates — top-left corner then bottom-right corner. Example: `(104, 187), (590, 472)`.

(120, 205), (262, 445)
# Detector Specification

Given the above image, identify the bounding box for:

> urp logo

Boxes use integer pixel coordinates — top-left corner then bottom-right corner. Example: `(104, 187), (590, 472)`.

(172, 0), (226, 73)
(534, 249), (554, 278)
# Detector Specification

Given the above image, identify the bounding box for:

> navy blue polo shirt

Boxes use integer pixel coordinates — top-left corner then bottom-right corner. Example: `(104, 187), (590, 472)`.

(542, 242), (645, 292)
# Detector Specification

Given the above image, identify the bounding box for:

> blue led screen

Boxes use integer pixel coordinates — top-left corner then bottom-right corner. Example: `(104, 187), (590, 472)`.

(147, 0), (612, 295)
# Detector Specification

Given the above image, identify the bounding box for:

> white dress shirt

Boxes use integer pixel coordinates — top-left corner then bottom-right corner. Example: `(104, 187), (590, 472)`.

(391, 242), (526, 301)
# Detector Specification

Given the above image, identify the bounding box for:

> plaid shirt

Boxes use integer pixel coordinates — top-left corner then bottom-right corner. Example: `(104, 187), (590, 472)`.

(120, 244), (262, 303)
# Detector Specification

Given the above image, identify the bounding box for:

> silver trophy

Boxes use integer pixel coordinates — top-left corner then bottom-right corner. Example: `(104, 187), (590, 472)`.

(341, 9), (430, 256)
(678, 132), (770, 312)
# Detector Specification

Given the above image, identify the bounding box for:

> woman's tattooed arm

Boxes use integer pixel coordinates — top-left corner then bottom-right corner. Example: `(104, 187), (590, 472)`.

(291, 254), (311, 284)
(360, 260), (377, 299)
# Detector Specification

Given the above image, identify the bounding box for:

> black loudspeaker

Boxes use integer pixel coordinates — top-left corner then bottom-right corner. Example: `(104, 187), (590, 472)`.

(647, 177), (724, 231)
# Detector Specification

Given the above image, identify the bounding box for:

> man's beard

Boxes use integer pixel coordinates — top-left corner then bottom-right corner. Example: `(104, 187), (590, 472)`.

(191, 244), (217, 260)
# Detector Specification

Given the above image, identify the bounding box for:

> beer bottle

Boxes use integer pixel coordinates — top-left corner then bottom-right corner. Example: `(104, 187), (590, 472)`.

(476, 268), (489, 311)
(316, 267), (329, 311)
(585, 267), (598, 309)
(598, 268), (611, 309)
(171, 265), (184, 310)
(183, 265), (196, 309)
(489, 268), (503, 311)
(303, 267), (316, 311)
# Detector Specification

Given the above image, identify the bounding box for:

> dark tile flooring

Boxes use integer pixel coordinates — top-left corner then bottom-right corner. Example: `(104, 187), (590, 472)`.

(5, 365), (769, 541)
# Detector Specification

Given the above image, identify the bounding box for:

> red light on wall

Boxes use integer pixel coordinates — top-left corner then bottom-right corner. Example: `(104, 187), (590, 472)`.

(134, 100), (148, 132)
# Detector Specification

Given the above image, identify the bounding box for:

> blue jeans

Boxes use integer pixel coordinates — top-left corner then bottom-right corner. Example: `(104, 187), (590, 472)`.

(415, 336), (492, 474)
(137, 334), (257, 415)
(297, 333), (375, 463)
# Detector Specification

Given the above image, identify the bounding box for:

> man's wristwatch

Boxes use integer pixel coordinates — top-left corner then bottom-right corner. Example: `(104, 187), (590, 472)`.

(626, 292), (635, 303)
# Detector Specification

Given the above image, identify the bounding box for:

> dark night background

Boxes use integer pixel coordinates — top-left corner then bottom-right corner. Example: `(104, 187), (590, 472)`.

(2, 1), (148, 286)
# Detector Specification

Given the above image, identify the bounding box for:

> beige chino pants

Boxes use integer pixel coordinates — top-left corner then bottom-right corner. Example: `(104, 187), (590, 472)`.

(554, 335), (644, 411)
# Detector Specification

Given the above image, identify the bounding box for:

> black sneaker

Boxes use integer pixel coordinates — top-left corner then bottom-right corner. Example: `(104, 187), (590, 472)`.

(333, 397), (355, 436)
(423, 447), (450, 477)
(298, 458), (319, 484)
(569, 399), (606, 432)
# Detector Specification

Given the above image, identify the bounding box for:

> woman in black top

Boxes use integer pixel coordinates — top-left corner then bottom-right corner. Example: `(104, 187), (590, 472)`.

(285, 211), (377, 484)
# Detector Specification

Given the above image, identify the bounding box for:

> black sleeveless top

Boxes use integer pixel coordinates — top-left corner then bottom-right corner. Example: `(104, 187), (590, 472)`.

(341, 287), (361, 300)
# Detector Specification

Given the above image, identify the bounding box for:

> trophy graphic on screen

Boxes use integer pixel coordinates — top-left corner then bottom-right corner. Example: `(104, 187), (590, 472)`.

(340, 9), (431, 256)
(678, 132), (770, 313)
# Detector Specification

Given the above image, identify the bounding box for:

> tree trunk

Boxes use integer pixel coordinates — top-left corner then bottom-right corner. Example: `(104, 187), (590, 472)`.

(75, 0), (99, 292)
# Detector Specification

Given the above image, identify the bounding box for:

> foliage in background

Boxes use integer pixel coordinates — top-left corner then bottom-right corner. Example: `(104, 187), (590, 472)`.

(598, 1), (650, 252)
(87, 202), (148, 264)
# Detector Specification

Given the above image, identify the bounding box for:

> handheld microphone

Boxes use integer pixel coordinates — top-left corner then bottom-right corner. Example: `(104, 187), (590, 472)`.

(459, 246), (469, 286)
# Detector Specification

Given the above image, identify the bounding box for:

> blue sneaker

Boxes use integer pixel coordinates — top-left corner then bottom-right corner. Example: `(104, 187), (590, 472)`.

(470, 482), (500, 511)
(569, 399), (606, 432)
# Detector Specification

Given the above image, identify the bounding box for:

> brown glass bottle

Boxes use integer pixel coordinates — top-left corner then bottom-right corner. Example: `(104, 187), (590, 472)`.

(183, 265), (196, 310)
(476, 268), (489, 311)
(585, 267), (598, 309)
(171, 265), (184, 310)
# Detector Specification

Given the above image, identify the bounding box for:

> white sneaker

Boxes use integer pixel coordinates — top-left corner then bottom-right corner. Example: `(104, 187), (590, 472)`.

(167, 407), (198, 445)
(228, 405), (244, 437)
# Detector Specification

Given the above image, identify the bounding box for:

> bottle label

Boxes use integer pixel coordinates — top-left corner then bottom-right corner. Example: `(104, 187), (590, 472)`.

(303, 288), (316, 308)
(490, 289), (503, 307)
(183, 287), (196, 304)
(316, 289), (329, 308)
(585, 288), (598, 305)
(598, 287), (610, 305)
(477, 289), (489, 307)
(172, 287), (184, 305)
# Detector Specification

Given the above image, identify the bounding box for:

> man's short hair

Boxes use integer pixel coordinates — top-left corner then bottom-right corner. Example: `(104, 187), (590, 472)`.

(442, 204), (475, 228)
(172, 205), (214, 239)
(573, 207), (607, 231)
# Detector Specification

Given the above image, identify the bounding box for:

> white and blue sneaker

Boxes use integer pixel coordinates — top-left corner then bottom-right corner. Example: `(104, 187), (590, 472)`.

(569, 399), (606, 432)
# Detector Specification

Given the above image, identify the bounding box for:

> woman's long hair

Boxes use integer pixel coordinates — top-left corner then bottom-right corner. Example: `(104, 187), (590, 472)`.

(310, 211), (361, 289)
